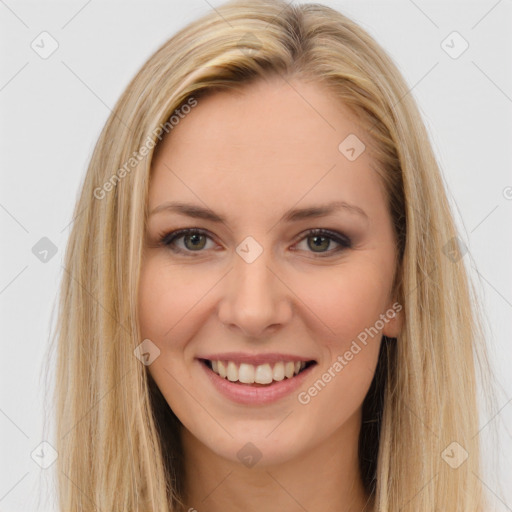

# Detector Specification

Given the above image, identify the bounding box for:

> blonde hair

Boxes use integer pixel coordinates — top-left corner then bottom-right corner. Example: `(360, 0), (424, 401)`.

(48, 0), (492, 509)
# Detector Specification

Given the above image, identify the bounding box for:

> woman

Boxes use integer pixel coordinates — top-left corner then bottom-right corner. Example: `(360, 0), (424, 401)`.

(51, 0), (491, 510)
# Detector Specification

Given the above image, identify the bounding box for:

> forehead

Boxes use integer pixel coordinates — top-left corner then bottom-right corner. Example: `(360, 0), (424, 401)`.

(158, 77), (359, 163)
(148, 77), (385, 221)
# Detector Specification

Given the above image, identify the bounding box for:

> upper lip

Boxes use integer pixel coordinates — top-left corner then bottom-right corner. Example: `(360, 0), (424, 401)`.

(198, 352), (317, 366)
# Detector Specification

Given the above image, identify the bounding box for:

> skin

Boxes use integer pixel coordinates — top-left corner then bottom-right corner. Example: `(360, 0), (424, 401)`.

(138, 75), (403, 512)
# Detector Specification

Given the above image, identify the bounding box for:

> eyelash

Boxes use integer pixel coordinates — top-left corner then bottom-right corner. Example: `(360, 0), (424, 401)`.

(157, 228), (352, 258)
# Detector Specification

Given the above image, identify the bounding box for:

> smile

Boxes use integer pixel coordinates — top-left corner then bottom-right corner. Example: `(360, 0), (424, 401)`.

(197, 355), (318, 405)
(204, 359), (314, 385)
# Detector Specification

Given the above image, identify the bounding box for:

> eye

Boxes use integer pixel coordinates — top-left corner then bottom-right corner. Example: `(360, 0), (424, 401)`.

(158, 228), (351, 257)
(159, 228), (215, 255)
(293, 228), (352, 256)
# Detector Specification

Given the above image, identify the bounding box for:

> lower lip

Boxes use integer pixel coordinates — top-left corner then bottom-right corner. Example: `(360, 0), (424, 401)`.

(199, 360), (316, 405)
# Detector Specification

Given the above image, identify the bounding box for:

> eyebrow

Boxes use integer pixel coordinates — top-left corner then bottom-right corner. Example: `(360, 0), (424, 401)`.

(149, 200), (368, 224)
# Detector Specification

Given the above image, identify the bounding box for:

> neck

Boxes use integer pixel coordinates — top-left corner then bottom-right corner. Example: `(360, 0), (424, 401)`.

(180, 411), (372, 512)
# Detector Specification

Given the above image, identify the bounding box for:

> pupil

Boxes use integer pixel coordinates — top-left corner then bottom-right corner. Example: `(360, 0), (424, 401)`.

(310, 235), (328, 251)
(185, 234), (205, 250)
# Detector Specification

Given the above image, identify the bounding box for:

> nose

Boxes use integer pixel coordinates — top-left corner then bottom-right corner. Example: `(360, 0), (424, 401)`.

(217, 245), (293, 338)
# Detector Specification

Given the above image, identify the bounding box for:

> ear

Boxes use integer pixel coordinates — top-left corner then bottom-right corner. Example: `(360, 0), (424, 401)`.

(382, 300), (404, 338)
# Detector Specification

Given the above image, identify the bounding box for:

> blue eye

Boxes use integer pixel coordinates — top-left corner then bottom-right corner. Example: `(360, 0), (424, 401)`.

(159, 228), (351, 257)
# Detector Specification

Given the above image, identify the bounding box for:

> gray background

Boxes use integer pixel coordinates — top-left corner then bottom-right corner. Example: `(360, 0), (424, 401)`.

(0, 1), (511, 510)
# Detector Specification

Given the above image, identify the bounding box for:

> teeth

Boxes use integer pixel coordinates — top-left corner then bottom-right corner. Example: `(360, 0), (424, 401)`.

(217, 360), (227, 378)
(238, 363), (255, 384)
(254, 363), (273, 384)
(208, 359), (308, 384)
(273, 362), (285, 381)
(227, 361), (238, 382)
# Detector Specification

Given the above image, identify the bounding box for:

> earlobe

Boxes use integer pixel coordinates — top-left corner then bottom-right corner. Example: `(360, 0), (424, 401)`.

(382, 304), (404, 338)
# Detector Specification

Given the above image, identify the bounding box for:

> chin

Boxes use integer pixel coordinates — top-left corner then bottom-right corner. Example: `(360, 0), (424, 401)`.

(189, 418), (320, 469)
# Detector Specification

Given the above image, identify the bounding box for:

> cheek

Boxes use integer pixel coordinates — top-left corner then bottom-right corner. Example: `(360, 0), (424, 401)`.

(138, 261), (175, 341)
(138, 259), (201, 406)
(292, 260), (392, 343)
(138, 257), (211, 345)
(297, 340), (380, 439)
(296, 267), (386, 422)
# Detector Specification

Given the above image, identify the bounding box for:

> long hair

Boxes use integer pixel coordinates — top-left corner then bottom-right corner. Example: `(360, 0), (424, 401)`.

(48, 0), (492, 509)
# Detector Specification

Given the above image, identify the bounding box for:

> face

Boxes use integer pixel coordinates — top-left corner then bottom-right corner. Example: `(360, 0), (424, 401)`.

(138, 75), (402, 467)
